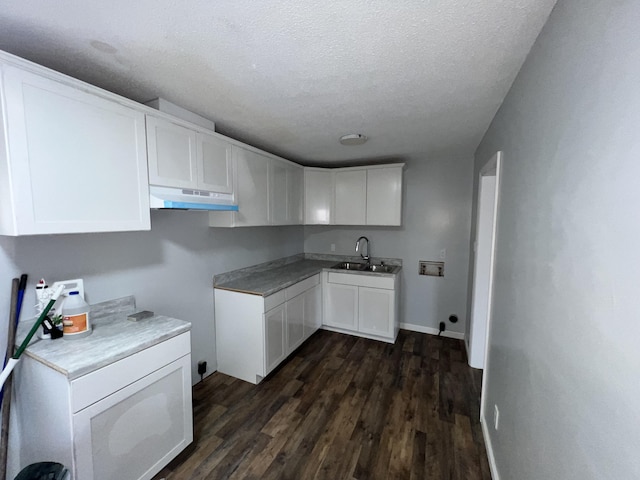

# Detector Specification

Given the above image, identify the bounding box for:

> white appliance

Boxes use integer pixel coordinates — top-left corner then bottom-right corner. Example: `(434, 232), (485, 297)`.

(149, 185), (238, 211)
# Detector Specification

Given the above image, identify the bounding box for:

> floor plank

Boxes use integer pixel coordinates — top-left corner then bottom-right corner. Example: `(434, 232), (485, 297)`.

(154, 329), (491, 480)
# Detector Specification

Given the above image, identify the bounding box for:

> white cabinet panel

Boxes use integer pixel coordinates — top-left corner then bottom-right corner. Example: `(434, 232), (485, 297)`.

(358, 287), (394, 338)
(304, 169), (333, 224)
(270, 159), (288, 225)
(216, 274), (322, 383)
(335, 169), (367, 225)
(324, 283), (358, 330)
(0, 62), (150, 235)
(323, 272), (398, 342)
(146, 116), (197, 189)
(366, 166), (403, 226)
(10, 333), (193, 480)
(286, 293), (305, 353)
(288, 164), (304, 224)
(304, 284), (322, 339)
(197, 132), (233, 193)
(265, 304), (286, 374)
(234, 146), (270, 226)
(73, 354), (192, 480)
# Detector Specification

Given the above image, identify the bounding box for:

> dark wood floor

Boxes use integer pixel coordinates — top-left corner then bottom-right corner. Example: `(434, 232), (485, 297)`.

(154, 329), (491, 480)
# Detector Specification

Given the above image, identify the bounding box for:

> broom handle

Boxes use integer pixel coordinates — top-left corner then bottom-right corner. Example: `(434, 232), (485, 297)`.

(0, 279), (20, 480)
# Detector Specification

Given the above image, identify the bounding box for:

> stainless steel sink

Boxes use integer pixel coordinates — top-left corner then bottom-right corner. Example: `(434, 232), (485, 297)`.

(331, 262), (396, 273)
(331, 261), (367, 271)
(364, 264), (395, 273)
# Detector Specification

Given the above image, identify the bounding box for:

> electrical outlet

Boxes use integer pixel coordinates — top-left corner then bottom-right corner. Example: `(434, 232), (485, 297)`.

(331, 243), (336, 252)
(439, 248), (446, 260)
(494, 405), (500, 430)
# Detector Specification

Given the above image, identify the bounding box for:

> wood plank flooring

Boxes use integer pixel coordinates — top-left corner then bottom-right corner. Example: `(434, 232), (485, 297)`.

(154, 330), (491, 480)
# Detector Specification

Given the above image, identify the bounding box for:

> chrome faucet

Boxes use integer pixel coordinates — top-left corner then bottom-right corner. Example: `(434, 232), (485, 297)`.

(355, 236), (370, 263)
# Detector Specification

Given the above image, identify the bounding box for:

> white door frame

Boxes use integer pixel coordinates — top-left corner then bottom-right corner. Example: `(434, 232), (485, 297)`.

(468, 151), (502, 419)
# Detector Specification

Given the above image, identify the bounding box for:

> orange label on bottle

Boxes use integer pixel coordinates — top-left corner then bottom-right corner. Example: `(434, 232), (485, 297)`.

(63, 313), (88, 334)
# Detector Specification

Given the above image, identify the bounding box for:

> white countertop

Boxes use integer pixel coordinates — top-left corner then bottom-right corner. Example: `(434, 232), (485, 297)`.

(16, 296), (191, 380)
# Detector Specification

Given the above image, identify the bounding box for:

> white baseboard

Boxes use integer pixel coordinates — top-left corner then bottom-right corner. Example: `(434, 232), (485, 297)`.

(480, 416), (500, 480)
(399, 322), (465, 340)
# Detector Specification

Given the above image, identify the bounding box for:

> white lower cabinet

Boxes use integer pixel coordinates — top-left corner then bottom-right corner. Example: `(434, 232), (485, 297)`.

(265, 303), (286, 374)
(215, 274), (321, 384)
(324, 283), (358, 330)
(10, 333), (193, 480)
(286, 292), (305, 353)
(303, 284), (322, 338)
(323, 272), (399, 343)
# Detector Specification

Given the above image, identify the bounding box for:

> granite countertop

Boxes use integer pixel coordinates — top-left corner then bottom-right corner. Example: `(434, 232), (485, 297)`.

(214, 253), (403, 297)
(16, 296), (191, 380)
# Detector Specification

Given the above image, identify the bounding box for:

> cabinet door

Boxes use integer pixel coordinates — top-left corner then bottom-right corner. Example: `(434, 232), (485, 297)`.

(304, 284), (322, 339)
(1, 64), (150, 235)
(366, 166), (403, 226)
(286, 293), (305, 353)
(288, 164), (304, 224)
(335, 169), (367, 225)
(196, 132), (234, 193)
(73, 354), (193, 480)
(146, 115), (198, 189)
(264, 304), (286, 374)
(358, 287), (394, 338)
(324, 283), (358, 330)
(234, 146), (270, 226)
(304, 169), (333, 224)
(270, 159), (288, 225)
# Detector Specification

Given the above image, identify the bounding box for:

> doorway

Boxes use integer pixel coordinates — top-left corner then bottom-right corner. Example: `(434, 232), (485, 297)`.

(468, 151), (502, 370)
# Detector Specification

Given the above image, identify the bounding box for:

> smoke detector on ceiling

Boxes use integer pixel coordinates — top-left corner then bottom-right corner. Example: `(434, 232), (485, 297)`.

(339, 134), (368, 146)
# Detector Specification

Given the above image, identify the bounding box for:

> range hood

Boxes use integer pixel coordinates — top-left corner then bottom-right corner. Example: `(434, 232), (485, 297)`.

(149, 185), (238, 211)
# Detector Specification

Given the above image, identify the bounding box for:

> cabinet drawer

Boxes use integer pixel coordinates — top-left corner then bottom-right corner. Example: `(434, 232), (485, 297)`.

(285, 274), (320, 300)
(327, 272), (395, 290)
(71, 332), (191, 413)
(264, 290), (286, 311)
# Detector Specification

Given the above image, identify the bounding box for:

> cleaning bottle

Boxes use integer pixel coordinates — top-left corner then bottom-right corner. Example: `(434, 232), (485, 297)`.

(62, 291), (91, 339)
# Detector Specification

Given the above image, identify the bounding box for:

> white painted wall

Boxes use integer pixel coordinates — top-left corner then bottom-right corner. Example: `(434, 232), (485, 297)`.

(304, 156), (474, 335)
(474, 1), (640, 478)
(0, 211), (303, 384)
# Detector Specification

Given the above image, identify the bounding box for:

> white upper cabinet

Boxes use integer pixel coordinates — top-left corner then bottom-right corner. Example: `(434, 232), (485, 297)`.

(288, 164), (304, 224)
(146, 116), (197, 189)
(0, 57), (150, 235)
(209, 145), (270, 227)
(304, 169), (334, 224)
(366, 166), (403, 226)
(334, 169), (367, 225)
(233, 146), (270, 226)
(196, 132), (233, 194)
(269, 159), (288, 225)
(303, 164), (404, 227)
(270, 159), (304, 225)
(146, 115), (233, 194)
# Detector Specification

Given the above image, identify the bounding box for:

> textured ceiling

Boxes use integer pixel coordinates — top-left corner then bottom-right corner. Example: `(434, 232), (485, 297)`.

(0, 0), (556, 165)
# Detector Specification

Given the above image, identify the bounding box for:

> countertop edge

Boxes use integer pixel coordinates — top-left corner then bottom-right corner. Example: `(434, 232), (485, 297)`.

(24, 323), (191, 380)
(214, 260), (402, 297)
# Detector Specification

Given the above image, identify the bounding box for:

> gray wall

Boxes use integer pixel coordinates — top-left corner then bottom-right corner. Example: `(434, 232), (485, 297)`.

(304, 156), (474, 335)
(0, 211), (303, 384)
(475, 1), (640, 478)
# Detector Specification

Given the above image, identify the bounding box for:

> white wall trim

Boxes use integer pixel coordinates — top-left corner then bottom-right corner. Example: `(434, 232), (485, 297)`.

(481, 416), (500, 480)
(400, 322), (465, 340)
